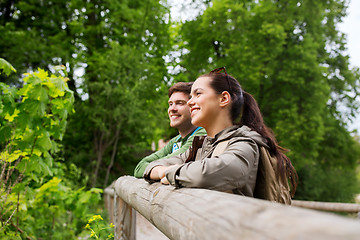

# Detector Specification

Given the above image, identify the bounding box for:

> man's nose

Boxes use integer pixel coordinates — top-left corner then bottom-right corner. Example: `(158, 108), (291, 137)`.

(169, 105), (177, 112)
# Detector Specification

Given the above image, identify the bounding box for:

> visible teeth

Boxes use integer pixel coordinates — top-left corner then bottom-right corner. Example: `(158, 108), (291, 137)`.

(192, 109), (199, 114)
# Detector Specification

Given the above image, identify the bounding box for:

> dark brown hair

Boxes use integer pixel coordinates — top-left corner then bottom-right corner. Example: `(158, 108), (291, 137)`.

(199, 71), (298, 196)
(168, 82), (193, 98)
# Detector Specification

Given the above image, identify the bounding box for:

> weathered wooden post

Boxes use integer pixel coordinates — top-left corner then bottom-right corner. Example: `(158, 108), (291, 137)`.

(114, 193), (136, 240)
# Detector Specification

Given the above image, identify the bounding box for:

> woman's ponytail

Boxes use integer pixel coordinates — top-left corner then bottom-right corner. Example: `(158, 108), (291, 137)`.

(239, 91), (298, 196)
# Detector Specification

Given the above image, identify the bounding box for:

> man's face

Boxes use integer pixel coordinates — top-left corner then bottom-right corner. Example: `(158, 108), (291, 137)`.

(168, 91), (192, 129)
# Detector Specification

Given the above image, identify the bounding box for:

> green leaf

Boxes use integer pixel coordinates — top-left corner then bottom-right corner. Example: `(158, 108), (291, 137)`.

(89, 188), (103, 194)
(0, 58), (16, 76)
(0, 125), (12, 143)
(39, 177), (61, 192)
(4, 108), (20, 122)
(37, 132), (52, 152)
(78, 192), (91, 203)
(48, 76), (66, 97)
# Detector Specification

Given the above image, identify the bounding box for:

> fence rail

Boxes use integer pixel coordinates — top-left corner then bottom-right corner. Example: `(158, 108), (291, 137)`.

(292, 199), (360, 217)
(105, 176), (360, 240)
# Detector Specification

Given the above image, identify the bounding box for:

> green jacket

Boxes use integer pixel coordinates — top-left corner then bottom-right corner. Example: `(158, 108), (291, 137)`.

(133, 127), (206, 178)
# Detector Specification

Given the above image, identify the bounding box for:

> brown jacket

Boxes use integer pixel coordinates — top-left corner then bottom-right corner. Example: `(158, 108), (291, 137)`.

(144, 125), (268, 197)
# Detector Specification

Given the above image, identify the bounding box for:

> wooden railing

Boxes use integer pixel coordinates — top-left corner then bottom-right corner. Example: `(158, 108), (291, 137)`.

(105, 176), (360, 240)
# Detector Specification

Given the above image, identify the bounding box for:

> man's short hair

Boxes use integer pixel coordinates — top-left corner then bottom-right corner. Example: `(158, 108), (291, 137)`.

(168, 82), (193, 98)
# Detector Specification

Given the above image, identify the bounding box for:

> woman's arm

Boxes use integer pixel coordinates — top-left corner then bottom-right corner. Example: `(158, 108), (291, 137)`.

(143, 149), (189, 180)
(165, 138), (260, 191)
(133, 137), (177, 178)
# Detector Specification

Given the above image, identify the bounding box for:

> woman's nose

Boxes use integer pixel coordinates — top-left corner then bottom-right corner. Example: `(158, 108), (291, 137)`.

(187, 97), (194, 107)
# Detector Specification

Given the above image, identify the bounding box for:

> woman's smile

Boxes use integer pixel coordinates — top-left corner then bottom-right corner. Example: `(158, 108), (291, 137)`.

(190, 107), (200, 117)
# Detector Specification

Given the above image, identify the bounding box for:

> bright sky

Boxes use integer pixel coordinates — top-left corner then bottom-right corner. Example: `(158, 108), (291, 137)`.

(338, 0), (360, 133)
(340, 1), (360, 69)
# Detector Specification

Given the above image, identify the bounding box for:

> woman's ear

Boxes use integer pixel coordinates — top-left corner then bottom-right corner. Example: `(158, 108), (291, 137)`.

(219, 91), (231, 107)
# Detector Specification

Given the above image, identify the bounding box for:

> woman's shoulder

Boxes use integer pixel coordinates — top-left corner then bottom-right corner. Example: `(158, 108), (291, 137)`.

(217, 125), (268, 148)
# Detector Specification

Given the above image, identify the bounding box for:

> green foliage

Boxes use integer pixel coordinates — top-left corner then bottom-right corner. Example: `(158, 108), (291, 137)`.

(15, 178), (103, 239)
(296, 164), (359, 202)
(57, 0), (172, 187)
(175, 0), (360, 202)
(0, 62), (106, 239)
(0, 58), (16, 76)
(1, 0), (172, 188)
(0, 66), (74, 177)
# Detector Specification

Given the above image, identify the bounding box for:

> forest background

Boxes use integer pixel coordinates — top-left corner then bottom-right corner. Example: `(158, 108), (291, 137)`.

(1, 0), (360, 239)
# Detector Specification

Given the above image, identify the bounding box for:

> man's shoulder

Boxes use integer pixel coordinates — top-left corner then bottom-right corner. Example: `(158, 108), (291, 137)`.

(193, 127), (207, 136)
(182, 128), (207, 144)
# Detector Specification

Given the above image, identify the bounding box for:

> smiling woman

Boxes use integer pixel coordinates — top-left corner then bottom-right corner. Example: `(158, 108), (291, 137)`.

(188, 76), (234, 138)
(144, 67), (298, 198)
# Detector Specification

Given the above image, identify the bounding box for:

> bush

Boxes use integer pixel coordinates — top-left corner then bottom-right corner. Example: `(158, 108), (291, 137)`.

(0, 59), (110, 239)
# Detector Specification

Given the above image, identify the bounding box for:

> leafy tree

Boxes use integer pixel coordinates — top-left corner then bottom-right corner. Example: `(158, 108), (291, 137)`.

(0, 0), (76, 88)
(175, 0), (360, 201)
(63, 0), (172, 187)
(0, 0), (173, 187)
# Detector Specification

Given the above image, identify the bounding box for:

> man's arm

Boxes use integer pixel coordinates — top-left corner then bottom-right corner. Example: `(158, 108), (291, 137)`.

(134, 128), (206, 178)
(133, 137), (176, 178)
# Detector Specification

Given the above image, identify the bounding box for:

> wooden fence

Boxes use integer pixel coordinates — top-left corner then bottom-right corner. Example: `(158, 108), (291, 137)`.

(105, 176), (360, 240)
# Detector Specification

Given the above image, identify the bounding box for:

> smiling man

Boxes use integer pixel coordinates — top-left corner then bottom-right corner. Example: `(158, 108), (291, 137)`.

(134, 82), (206, 178)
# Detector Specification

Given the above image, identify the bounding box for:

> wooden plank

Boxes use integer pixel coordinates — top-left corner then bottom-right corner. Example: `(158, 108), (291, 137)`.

(114, 175), (360, 240)
(104, 187), (115, 224)
(114, 194), (136, 240)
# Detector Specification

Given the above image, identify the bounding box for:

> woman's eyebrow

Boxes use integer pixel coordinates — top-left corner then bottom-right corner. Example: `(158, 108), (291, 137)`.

(191, 87), (203, 94)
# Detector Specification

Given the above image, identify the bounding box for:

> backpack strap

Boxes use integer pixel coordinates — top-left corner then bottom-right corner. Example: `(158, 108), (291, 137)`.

(211, 140), (230, 157)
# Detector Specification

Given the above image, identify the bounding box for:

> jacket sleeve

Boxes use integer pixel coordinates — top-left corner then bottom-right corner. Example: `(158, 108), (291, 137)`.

(135, 129), (207, 178)
(143, 149), (190, 180)
(133, 137), (175, 178)
(165, 138), (259, 191)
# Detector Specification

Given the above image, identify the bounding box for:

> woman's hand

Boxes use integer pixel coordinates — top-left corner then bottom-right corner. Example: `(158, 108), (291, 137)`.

(149, 166), (168, 180)
(160, 176), (170, 185)
(149, 165), (180, 184)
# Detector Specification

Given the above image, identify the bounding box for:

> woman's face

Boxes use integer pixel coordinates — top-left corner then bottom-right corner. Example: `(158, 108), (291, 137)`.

(187, 76), (222, 128)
